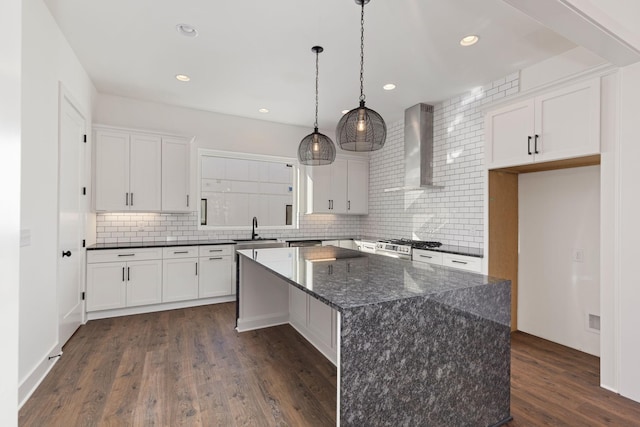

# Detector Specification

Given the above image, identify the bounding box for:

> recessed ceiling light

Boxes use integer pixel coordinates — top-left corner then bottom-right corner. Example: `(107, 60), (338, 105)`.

(383, 83), (396, 91)
(341, 110), (350, 114)
(175, 74), (191, 82)
(176, 24), (198, 38)
(460, 35), (479, 47)
(258, 108), (269, 113)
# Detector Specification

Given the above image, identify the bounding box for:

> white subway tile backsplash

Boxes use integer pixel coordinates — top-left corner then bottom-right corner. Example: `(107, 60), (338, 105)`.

(362, 74), (519, 248)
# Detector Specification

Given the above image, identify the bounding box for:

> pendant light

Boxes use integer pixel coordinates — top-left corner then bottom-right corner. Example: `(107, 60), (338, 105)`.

(336, 0), (386, 152)
(298, 46), (336, 166)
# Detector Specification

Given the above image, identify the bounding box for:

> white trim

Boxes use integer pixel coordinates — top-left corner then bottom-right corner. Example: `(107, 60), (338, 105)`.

(289, 320), (337, 366)
(18, 343), (60, 409)
(93, 123), (194, 142)
(235, 313), (289, 332)
(86, 295), (235, 321)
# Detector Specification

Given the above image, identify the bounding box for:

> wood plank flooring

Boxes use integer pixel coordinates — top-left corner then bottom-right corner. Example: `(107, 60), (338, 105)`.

(20, 303), (640, 426)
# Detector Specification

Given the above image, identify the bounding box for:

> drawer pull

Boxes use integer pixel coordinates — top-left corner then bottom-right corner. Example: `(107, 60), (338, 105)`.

(419, 255), (432, 259)
(209, 249), (223, 252)
(118, 253), (135, 257)
(452, 260), (468, 264)
(209, 257), (223, 260)
(173, 251), (189, 254)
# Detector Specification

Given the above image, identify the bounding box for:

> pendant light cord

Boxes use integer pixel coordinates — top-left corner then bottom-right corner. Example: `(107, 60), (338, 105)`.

(314, 49), (319, 129)
(359, 0), (365, 102)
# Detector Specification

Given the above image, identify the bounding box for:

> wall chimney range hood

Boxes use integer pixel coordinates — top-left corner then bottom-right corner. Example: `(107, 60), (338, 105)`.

(384, 103), (443, 192)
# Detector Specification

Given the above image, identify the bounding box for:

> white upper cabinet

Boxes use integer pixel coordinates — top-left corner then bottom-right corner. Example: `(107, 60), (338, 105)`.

(129, 133), (162, 211)
(347, 158), (369, 214)
(162, 137), (191, 212)
(94, 126), (192, 212)
(485, 78), (601, 169)
(306, 157), (368, 215)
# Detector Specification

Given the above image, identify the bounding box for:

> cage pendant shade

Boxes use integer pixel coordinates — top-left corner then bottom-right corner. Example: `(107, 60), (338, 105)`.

(336, 101), (386, 151)
(298, 128), (336, 166)
(336, 0), (386, 152)
(298, 45), (336, 166)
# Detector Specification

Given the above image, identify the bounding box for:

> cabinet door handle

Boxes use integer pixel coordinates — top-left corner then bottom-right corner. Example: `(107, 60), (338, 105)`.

(122, 267), (125, 282)
(328, 200), (331, 210)
(186, 194), (189, 207)
(527, 136), (532, 155)
(348, 200), (351, 210)
(420, 254), (432, 259)
(534, 134), (539, 154)
(452, 260), (468, 264)
(173, 251), (189, 254)
(209, 257), (223, 260)
(125, 192), (129, 206)
(118, 253), (135, 257)
(130, 193), (134, 206)
(195, 262), (198, 276)
(127, 267), (130, 281)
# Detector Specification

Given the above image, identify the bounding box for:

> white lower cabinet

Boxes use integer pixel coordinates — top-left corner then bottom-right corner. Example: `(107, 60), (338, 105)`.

(162, 247), (199, 303)
(289, 285), (337, 364)
(86, 248), (163, 312)
(199, 245), (233, 298)
(413, 249), (483, 273)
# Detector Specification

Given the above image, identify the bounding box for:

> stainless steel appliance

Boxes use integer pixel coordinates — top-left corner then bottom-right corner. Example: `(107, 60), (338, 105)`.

(354, 239), (377, 254)
(375, 239), (442, 260)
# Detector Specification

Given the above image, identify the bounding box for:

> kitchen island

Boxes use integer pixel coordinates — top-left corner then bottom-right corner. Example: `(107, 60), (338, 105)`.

(237, 245), (512, 426)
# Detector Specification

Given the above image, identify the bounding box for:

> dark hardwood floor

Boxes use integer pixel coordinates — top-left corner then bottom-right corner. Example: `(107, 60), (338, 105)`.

(20, 303), (640, 426)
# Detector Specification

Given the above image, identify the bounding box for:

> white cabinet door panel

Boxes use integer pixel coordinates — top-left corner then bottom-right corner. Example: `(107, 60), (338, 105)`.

(485, 99), (534, 169)
(289, 286), (307, 328)
(199, 256), (232, 297)
(162, 137), (191, 212)
(347, 159), (368, 214)
(86, 262), (126, 311)
(163, 258), (199, 302)
(330, 158), (348, 213)
(129, 133), (161, 211)
(535, 79), (600, 163)
(308, 164), (332, 213)
(126, 260), (162, 307)
(95, 130), (129, 211)
(308, 296), (334, 350)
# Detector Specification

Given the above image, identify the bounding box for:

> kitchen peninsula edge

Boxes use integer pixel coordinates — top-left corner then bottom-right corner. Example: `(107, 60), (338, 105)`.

(236, 246), (512, 426)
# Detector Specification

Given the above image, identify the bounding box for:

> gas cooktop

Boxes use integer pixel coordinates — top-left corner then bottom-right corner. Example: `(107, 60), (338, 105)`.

(378, 239), (442, 249)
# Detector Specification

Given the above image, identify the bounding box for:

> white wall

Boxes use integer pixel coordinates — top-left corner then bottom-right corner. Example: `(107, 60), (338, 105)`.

(617, 61), (640, 402)
(361, 73), (519, 247)
(518, 166), (601, 356)
(0, 0), (22, 422)
(19, 0), (96, 406)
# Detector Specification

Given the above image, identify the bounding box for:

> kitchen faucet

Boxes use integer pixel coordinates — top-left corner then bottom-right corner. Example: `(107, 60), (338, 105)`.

(252, 216), (258, 240)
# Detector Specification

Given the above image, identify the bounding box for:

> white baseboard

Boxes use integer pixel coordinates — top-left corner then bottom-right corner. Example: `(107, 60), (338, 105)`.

(86, 295), (235, 321)
(18, 342), (60, 409)
(236, 313), (289, 332)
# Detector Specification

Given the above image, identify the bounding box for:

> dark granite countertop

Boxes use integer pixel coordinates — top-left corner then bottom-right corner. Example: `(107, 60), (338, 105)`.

(279, 236), (356, 242)
(237, 246), (509, 325)
(87, 239), (236, 250)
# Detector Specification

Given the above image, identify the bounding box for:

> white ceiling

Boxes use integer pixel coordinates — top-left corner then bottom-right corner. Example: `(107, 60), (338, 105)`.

(43, 0), (576, 130)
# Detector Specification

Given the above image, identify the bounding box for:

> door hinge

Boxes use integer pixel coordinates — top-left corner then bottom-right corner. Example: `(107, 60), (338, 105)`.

(82, 187), (86, 195)
(81, 291), (85, 300)
(83, 134), (87, 143)
(82, 239), (86, 248)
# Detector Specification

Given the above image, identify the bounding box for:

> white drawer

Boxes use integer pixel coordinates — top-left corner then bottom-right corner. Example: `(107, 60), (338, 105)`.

(412, 249), (443, 265)
(87, 248), (163, 263)
(198, 245), (233, 257)
(163, 246), (199, 259)
(442, 254), (482, 273)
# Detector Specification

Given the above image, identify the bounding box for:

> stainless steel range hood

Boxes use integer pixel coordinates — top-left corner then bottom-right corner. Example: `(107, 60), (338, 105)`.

(384, 103), (442, 192)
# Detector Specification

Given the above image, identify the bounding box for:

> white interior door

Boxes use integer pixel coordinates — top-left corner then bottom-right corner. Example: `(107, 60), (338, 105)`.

(58, 92), (86, 347)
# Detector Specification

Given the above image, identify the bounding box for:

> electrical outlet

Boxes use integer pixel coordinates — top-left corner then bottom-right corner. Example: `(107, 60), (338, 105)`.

(572, 248), (584, 263)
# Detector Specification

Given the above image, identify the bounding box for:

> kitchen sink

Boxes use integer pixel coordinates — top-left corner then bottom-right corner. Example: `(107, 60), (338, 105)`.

(234, 239), (286, 251)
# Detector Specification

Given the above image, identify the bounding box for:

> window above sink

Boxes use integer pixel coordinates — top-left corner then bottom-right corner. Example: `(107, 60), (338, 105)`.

(198, 149), (299, 231)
